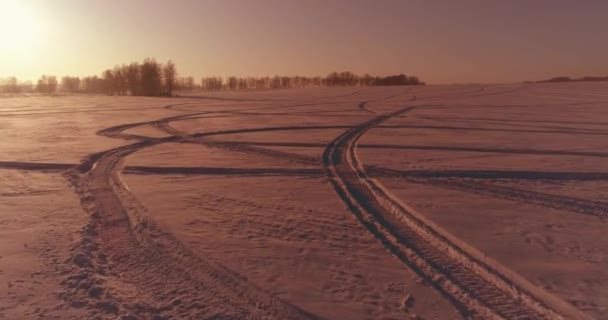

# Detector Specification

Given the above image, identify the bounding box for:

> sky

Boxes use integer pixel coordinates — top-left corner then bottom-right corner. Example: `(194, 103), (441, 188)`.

(1, 0), (607, 84)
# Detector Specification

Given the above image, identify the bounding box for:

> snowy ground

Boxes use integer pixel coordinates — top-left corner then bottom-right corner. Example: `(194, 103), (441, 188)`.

(1, 83), (607, 319)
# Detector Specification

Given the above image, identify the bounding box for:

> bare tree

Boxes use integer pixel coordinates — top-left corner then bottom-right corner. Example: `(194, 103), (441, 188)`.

(36, 75), (58, 95)
(140, 58), (162, 96)
(176, 76), (195, 90)
(227, 76), (238, 90)
(102, 69), (116, 95)
(162, 60), (177, 96)
(113, 65), (128, 96)
(61, 76), (81, 93)
(81, 76), (104, 93)
(31, 58), (425, 96)
(0, 77), (21, 93)
(201, 77), (223, 90)
(196, 71), (424, 91)
(124, 62), (141, 96)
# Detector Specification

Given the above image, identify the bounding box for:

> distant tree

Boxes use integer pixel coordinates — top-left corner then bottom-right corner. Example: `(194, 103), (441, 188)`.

(102, 69), (116, 95)
(113, 65), (128, 96)
(546, 76), (572, 83)
(58, 57), (424, 95)
(407, 76), (422, 85)
(60, 76), (81, 93)
(227, 76), (238, 90)
(36, 75), (58, 94)
(202, 76), (223, 90)
(140, 58), (162, 96)
(21, 81), (34, 93)
(49, 76), (58, 93)
(124, 62), (141, 95)
(36, 76), (46, 94)
(176, 76), (195, 90)
(360, 74), (373, 86)
(372, 74), (424, 86)
(271, 76), (281, 89)
(196, 71), (425, 91)
(578, 76), (608, 82)
(338, 71), (356, 86)
(81, 76), (105, 93)
(280, 76), (290, 88)
(162, 60), (177, 96)
(326, 72), (339, 86)
(534, 75), (608, 83)
(312, 76), (322, 87)
(0, 77), (21, 93)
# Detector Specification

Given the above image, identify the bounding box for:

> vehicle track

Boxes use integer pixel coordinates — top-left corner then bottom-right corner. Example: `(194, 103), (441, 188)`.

(203, 140), (321, 166)
(149, 117), (608, 220)
(58, 88), (597, 319)
(429, 118), (608, 133)
(0, 104), (175, 117)
(175, 140), (608, 158)
(322, 104), (591, 319)
(418, 115), (608, 127)
(360, 144), (608, 157)
(417, 178), (608, 217)
(358, 90), (417, 114)
(418, 85), (525, 101)
(62, 97), (425, 318)
(376, 124), (608, 136)
(152, 118), (322, 166)
(367, 167), (608, 181)
(182, 192), (366, 247)
(125, 166), (324, 176)
(0, 161), (74, 171)
(62, 111), (326, 319)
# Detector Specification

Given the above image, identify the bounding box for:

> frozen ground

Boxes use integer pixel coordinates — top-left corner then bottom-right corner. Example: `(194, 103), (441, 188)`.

(1, 83), (607, 319)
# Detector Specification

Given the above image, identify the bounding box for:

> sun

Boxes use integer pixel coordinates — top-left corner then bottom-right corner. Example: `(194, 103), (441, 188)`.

(0, 0), (43, 52)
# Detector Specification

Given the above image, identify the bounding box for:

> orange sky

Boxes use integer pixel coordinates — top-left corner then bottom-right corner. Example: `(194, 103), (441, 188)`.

(1, 0), (607, 84)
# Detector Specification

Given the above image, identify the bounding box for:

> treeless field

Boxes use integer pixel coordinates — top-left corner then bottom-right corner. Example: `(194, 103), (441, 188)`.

(1, 83), (607, 320)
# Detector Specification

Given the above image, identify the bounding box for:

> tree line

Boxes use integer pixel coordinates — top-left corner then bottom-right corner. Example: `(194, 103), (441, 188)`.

(1, 60), (424, 95)
(0, 77), (34, 94)
(0, 75), (60, 94)
(200, 72), (424, 90)
(531, 76), (608, 83)
(64, 58), (178, 96)
(1, 58), (177, 96)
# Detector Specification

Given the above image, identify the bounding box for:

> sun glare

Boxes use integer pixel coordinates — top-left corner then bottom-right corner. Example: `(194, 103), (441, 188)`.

(0, 0), (42, 52)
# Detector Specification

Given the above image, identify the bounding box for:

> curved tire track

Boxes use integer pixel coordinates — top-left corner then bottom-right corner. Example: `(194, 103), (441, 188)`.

(322, 104), (591, 319)
(62, 91), (596, 319)
(63, 105), (325, 319)
(416, 178), (608, 217)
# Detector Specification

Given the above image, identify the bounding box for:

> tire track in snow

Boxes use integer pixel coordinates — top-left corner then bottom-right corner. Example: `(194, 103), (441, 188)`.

(322, 103), (591, 319)
(61, 105), (326, 319)
(412, 178), (608, 217)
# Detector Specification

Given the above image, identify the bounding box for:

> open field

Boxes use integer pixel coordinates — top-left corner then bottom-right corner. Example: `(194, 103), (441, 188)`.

(1, 83), (607, 319)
